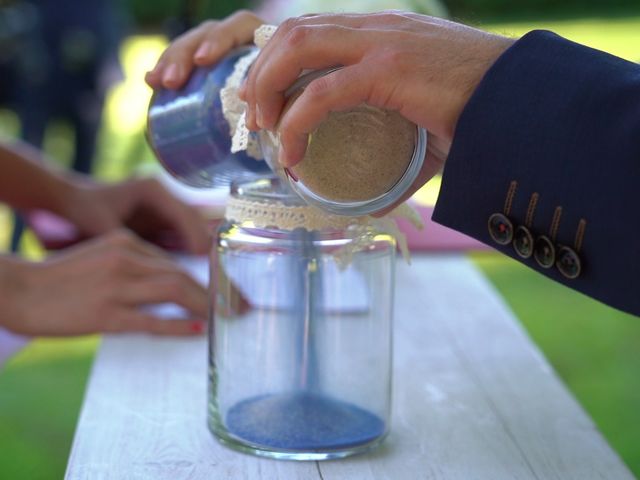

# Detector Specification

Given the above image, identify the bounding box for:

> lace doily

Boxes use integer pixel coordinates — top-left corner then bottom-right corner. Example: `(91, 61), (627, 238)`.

(225, 194), (421, 264)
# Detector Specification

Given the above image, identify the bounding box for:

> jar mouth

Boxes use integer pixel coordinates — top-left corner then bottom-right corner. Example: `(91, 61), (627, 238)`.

(289, 125), (427, 216)
(231, 176), (306, 206)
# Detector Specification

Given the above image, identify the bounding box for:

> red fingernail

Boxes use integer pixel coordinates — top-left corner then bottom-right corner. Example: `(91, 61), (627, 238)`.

(285, 168), (298, 182)
(190, 321), (205, 334)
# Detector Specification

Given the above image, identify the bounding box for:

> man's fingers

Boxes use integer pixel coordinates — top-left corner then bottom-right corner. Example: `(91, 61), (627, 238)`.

(252, 25), (368, 131)
(244, 23), (370, 131)
(241, 11), (410, 129)
(277, 65), (373, 167)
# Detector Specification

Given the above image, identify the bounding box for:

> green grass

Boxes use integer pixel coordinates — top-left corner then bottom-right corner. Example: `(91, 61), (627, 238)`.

(471, 252), (640, 474)
(482, 15), (640, 62)
(1, 11), (639, 479)
(0, 337), (98, 479)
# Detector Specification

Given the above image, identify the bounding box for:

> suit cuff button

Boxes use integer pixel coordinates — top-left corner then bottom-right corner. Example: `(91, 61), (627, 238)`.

(488, 213), (513, 245)
(513, 226), (534, 258)
(556, 246), (581, 279)
(534, 235), (556, 268)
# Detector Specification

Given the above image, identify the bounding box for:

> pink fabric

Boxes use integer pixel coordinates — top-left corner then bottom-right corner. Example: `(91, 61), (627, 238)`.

(398, 204), (489, 252)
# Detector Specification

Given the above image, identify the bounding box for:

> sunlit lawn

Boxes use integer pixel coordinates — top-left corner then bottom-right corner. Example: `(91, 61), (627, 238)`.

(1, 13), (639, 479)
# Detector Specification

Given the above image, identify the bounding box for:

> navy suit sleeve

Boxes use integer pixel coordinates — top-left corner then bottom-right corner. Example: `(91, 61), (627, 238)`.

(432, 30), (640, 316)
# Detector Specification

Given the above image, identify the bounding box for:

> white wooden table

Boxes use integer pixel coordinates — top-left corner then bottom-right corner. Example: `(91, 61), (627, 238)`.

(65, 255), (635, 480)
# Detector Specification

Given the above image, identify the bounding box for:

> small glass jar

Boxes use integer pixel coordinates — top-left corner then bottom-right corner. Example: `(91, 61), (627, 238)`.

(147, 46), (269, 188)
(208, 176), (396, 460)
(259, 69), (428, 217)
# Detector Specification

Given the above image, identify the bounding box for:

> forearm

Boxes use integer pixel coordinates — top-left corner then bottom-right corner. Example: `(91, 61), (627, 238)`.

(433, 31), (640, 315)
(0, 141), (76, 215)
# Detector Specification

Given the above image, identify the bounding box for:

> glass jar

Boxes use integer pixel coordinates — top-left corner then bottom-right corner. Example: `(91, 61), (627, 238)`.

(259, 68), (428, 217)
(208, 176), (396, 460)
(147, 46), (269, 188)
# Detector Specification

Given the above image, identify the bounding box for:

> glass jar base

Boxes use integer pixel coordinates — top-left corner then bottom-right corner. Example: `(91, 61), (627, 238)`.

(211, 426), (388, 461)
(209, 391), (388, 461)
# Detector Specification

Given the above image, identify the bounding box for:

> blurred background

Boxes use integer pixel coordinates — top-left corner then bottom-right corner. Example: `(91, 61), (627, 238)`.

(0, 0), (638, 478)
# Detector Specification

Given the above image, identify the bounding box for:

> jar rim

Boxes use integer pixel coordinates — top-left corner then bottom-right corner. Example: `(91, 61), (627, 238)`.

(230, 176), (306, 206)
(288, 125), (427, 216)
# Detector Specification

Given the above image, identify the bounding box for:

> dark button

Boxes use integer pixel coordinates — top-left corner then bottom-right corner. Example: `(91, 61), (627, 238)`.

(534, 235), (555, 268)
(556, 246), (581, 279)
(488, 213), (513, 245)
(513, 226), (534, 258)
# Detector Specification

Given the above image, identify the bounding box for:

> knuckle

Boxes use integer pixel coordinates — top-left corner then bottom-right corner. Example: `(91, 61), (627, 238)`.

(106, 251), (130, 272)
(198, 19), (219, 31)
(169, 269), (192, 287)
(379, 10), (403, 22)
(107, 229), (135, 247)
(280, 17), (299, 33)
(304, 75), (333, 99)
(284, 25), (311, 48)
(378, 48), (409, 71)
(233, 9), (253, 20)
(158, 279), (183, 300)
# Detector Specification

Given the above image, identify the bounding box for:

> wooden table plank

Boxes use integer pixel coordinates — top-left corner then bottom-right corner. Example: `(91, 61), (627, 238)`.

(319, 257), (634, 480)
(64, 336), (319, 480)
(65, 255), (634, 480)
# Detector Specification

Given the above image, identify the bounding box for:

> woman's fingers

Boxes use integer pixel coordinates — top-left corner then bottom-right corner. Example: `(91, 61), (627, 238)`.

(121, 273), (208, 319)
(194, 10), (264, 66)
(107, 311), (206, 336)
(146, 10), (264, 90)
(58, 229), (171, 265)
(133, 178), (210, 255)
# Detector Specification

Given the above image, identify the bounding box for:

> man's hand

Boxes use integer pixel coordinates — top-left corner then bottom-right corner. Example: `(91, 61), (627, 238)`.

(0, 230), (208, 337)
(238, 12), (513, 209)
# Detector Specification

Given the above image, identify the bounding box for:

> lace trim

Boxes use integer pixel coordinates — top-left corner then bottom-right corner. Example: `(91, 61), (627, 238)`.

(225, 196), (423, 264)
(225, 196), (367, 231)
(254, 24), (278, 49)
(220, 48), (262, 159)
(223, 25), (281, 160)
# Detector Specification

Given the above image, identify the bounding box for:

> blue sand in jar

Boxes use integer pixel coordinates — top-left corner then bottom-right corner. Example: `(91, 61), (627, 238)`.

(225, 392), (386, 450)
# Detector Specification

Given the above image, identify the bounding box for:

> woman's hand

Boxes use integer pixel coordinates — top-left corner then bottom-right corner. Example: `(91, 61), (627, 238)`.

(145, 10), (265, 90)
(239, 12), (513, 209)
(0, 230), (208, 337)
(61, 176), (211, 255)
